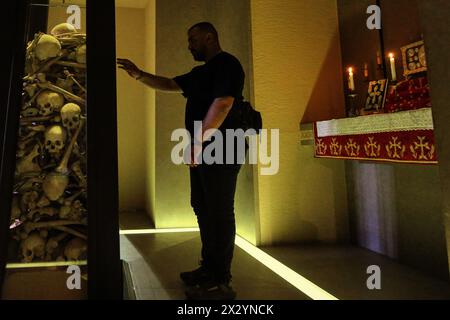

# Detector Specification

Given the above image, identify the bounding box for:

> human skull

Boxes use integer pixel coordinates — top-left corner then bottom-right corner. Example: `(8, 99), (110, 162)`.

(34, 34), (61, 61)
(44, 125), (67, 154)
(20, 232), (46, 262)
(37, 90), (64, 116)
(50, 23), (76, 36)
(61, 103), (81, 130)
(64, 237), (87, 261)
(76, 44), (86, 64)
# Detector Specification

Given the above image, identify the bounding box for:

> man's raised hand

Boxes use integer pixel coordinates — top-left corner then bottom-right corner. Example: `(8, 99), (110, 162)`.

(117, 58), (142, 79)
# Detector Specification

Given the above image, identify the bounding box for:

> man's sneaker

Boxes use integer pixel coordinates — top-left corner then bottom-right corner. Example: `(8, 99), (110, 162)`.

(180, 266), (213, 286)
(185, 280), (237, 300)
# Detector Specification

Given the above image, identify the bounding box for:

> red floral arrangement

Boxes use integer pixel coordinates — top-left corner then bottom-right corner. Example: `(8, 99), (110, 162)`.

(384, 76), (431, 113)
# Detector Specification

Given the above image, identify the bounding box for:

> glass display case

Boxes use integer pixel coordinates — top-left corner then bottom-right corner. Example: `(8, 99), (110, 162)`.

(0, 0), (121, 299)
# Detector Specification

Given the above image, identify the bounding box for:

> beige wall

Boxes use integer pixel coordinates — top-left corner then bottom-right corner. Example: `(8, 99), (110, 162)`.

(250, 0), (349, 245)
(154, 0), (258, 244)
(47, 6), (86, 33)
(115, 8), (147, 212)
(419, 0), (450, 277)
(154, 0), (204, 229)
(48, 5), (150, 214)
(144, 0), (156, 222)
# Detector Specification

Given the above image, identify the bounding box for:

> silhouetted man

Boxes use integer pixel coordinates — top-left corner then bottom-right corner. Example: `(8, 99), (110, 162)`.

(117, 22), (245, 300)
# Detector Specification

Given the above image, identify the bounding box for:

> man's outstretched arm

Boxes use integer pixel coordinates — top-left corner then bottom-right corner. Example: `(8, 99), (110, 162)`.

(117, 58), (181, 92)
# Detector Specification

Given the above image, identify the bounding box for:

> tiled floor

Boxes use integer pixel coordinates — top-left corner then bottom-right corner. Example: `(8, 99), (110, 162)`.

(120, 233), (308, 300)
(261, 244), (450, 300)
(119, 211), (450, 300)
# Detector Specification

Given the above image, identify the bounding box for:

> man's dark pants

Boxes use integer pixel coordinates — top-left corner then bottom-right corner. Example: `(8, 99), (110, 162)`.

(189, 163), (241, 283)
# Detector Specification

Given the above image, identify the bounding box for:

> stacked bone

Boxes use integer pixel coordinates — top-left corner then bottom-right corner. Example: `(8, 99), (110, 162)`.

(12, 23), (88, 263)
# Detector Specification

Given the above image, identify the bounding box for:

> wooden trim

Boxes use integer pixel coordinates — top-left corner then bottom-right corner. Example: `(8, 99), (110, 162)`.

(86, 0), (123, 299)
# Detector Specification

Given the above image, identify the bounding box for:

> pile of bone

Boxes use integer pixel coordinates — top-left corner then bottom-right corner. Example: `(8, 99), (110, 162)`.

(11, 23), (88, 263)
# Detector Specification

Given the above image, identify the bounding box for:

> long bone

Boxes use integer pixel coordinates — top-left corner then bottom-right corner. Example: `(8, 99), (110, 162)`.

(55, 32), (86, 38)
(27, 207), (58, 221)
(23, 220), (86, 235)
(63, 70), (86, 93)
(20, 115), (55, 125)
(23, 50), (69, 82)
(56, 33), (86, 46)
(37, 81), (85, 105)
(43, 119), (84, 201)
(33, 49), (69, 76)
(54, 226), (87, 240)
(18, 130), (38, 141)
(54, 61), (86, 69)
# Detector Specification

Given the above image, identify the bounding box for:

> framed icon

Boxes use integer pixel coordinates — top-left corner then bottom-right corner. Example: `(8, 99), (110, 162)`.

(364, 79), (389, 112)
(401, 40), (427, 76)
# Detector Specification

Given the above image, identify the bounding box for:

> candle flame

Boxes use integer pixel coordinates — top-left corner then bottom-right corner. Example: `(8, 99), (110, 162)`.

(389, 53), (394, 59)
(348, 67), (353, 74)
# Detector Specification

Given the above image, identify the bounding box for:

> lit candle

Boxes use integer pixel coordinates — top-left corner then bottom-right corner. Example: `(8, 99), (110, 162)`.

(348, 67), (355, 91)
(389, 53), (397, 81)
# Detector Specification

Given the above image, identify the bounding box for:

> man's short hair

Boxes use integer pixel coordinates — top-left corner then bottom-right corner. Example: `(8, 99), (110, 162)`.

(189, 22), (219, 41)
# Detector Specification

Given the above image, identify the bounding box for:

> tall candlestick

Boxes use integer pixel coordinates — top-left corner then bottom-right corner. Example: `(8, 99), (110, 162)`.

(364, 63), (369, 79)
(348, 67), (355, 91)
(389, 53), (397, 81)
(376, 51), (382, 66)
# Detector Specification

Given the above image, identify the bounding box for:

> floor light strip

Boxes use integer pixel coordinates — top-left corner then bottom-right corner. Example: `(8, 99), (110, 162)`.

(6, 260), (87, 269)
(234, 236), (338, 300)
(120, 228), (200, 235)
(119, 228), (338, 300)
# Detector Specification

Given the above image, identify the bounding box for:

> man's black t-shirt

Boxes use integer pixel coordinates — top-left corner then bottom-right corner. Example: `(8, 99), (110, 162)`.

(173, 51), (245, 137)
